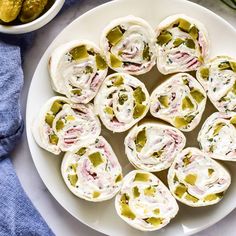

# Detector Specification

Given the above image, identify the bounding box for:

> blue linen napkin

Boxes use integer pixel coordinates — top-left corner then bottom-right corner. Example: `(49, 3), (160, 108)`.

(0, 1), (77, 235)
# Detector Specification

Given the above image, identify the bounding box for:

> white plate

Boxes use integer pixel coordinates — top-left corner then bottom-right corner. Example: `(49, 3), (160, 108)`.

(26, 0), (236, 235)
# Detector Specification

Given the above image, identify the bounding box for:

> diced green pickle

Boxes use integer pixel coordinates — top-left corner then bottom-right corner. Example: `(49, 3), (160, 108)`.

(213, 122), (225, 136)
(185, 174), (197, 185)
(85, 66), (93, 74)
(66, 115), (75, 121)
(231, 81), (236, 94)
(143, 44), (151, 61)
(153, 208), (160, 215)
(120, 193), (129, 204)
(70, 163), (78, 172)
(93, 191), (101, 198)
(190, 89), (205, 103)
(72, 89), (82, 96)
(178, 19), (191, 32)
(56, 119), (64, 131)
(115, 174), (123, 183)
(189, 26), (199, 39)
(152, 150), (163, 158)
(89, 152), (103, 167)
(113, 75), (124, 86)
(144, 186), (156, 196)
(183, 152), (192, 166)
(200, 67), (209, 80)
(133, 104), (146, 119)
(49, 134), (59, 145)
(182, 96), (194, 110)
(133, 186), (140, 198)
(145, 217), (162, 226)
(95, 54), (107, 70)
(218, 61), (231, 70)
(110, 54), (122, 68)
(185, 39), (195, 49)
(133, 87), (146, 104)
(51, 101), (63, 115)
(134, 173), (149, 182)
(118, 94), (128, 105)
(106, 26), (123, 46)
(157, 31), (172, 46)
(70, 45), (89, 61)
(104, 106), (114, 116)
(173, 38), (184, 47)
(204, 192), (223, 201)
(208, 168), (214, 176)
(120, 203), (136, 220)
(135, 129), (147, 152)
(76, 147), (87, 156)
(68, 174), (78, 187)
(45, 113), (55, 127)
(230, 116), (236, 126)
(229, 61), (236, 72)
(175, 184), (187, 198)
(158, 95), (169, 108)
(174, 117), (189, 128)
(185, 193), (199, 202)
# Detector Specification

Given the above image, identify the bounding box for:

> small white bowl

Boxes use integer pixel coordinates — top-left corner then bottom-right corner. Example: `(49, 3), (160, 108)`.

(0, 0), (65, 34)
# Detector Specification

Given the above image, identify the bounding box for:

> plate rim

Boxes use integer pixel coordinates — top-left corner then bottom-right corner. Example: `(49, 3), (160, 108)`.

(26, 0), (236, 235)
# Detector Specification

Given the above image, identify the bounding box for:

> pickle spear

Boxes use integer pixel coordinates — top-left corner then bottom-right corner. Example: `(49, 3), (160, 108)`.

(0, 0), (23, 23)
(19, 0), (48, 23)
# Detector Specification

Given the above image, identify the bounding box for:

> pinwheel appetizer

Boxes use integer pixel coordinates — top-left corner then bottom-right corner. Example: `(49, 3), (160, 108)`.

(115, 170), (179, 231)
(156, 14), (209, 74)
(150, 73), (206, 132)
(196, 56), (236, 112)
(124, 122), (186, 172)
(32, 96), (101, 155)
(61, 136), (123, 201)
(49, 40), (108, 103)
(100, 15), (156, 75)
(94, 73), (150, 132)
(168, 147), (231, 207)
(198, 112), (236, 161)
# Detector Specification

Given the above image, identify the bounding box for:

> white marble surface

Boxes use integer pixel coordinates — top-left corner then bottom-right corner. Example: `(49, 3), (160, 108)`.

(12, 0), (236, 235)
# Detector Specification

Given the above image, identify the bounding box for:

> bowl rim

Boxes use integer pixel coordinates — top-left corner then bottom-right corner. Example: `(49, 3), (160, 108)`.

(0, 0), (65, 34)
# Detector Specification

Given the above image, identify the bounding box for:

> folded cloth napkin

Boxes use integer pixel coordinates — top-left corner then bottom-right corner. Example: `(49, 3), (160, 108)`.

(0, 1), (77, 235)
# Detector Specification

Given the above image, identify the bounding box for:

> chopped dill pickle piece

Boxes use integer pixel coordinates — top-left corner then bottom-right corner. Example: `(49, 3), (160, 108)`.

(229, 61), (236, 72)
(88, 152), (103, 167)
(204, 192), (223, 201)
(76, 147), (87, 156)
(157, 31), (172, 46)
(134, 173), (149, 182)
(66, 115), (75, 121)
(56, 119), (64, 131)
(185, 39), (195, 49)
(158, 95), (169, 108)
(178, 19), (191, 32)
(173, 38), (184, 47)
(110, 54), (122, 68)
(185, 193), (199, 202)
(182, 96), (194, 110)
(175, 184), (187, 198)
(190, 89), (205, 103)
(51, 101), (63, 115)
(145, 217), (162, 226)
(135, 129), (147, 152)
(45, 113), (55, 127)
(118, 94), (128, 105)
(115, 174), (122, 183)
(106, 26), (123, 45)
(49, 134), (59, 145)
(120, 193), (129, 204)
(72, 89), (82, 96)
(153, 208), (160, 215)
(185, 174), (197, 185)
(144, 186), (156, 196)
(208, 168), (214, 176)
(120, 203), (136, 220)
(93, 191), (101, 198)
(68, 174), (78, 187)
(143, 44), (151, 61)
(95, 54), (107, 70)
(85, 66), (93, 74)
(174, 117), (188, 128)
(70, 163), (78, 172)
(185, 115), (195, 123)
(231, 81), (236, 94)
(213, 122), (225, 136)
(113, 75), (124, 86)
(104, 106), (114, 116)
(189, 26), (199, 39)
(218, 61), (231, 70)
(133, 186), (140, 198)
(70, 45), (89, 60)
(230, 116), (236, 126)
(200, 67), (209, 80)
(183, 152), (192, 166)
(152, 150), (163, 158)
(133, 87), (146, 104)
(133, 104), (146, 119)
